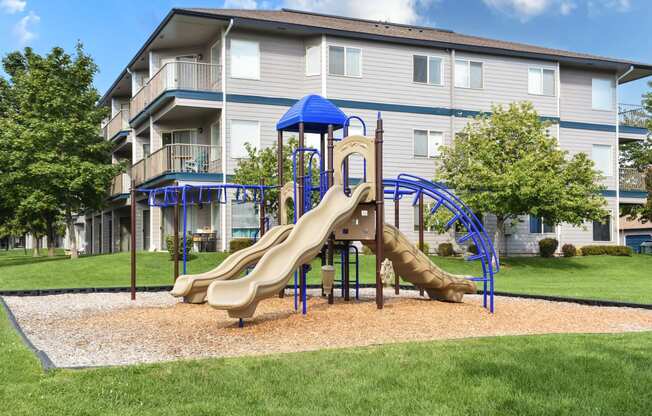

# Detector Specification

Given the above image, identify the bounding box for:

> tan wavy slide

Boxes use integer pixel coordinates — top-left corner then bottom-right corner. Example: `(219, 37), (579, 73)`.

(170, 224), (294, 303)
(363, 223), (476, 302)
(207, 183), (372, 318)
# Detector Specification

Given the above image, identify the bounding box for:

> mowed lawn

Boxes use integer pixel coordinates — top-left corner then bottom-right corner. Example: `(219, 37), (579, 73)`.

(1, 303), (651, 415)
(0, 249), (650, 304)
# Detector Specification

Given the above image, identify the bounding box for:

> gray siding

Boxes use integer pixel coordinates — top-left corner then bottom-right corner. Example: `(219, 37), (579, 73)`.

(559, 127), (617, 190)
(560, 67), (617, 124)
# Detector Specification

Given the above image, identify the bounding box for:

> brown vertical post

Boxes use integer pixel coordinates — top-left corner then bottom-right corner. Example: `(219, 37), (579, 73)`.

(394, 198), (400, 295)
(259, 179), (266, 237)
(277, 130), (283, 226)
(327, 124), (335, 305)
(298, 122), (305, 303)
(173, 188), (179, 281)
(418, 193), (425, 297)
(277, 131), (284, 298)
(375, 116), (384, 309)
(130, 180), (136, 300)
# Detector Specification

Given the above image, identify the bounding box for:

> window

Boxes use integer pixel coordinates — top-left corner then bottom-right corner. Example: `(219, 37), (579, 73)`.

(413, 130), (443, 158)
(230, 120), (260, 159)
(162, 130), (197, 145)
(529, 215), (554, 234)
(232, 203), (259, 238)
(528, 67), (555, 96)
(230, 39), (260, 79)
(328, 46), (361, 77)
(305, 45), (321, 76)
(592, 144), (613, 176)
(455, 59), (483, 89)
(413, 55), (443, 85)
(413, 204), (435, 232)
(593, 215), (611, 242)
(592, 78), (615, 110)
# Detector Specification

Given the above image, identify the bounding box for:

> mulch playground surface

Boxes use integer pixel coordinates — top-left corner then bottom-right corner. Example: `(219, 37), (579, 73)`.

(4, 289), (652, 368)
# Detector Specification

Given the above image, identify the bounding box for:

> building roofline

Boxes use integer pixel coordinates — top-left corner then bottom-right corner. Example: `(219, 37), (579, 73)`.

(99, 8), (652, 104)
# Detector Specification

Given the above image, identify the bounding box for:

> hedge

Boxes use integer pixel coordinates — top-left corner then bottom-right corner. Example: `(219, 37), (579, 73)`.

(581, 245), (632, 256)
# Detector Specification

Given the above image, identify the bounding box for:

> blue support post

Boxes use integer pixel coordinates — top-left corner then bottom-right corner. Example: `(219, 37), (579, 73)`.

(182, 186), (188, 275)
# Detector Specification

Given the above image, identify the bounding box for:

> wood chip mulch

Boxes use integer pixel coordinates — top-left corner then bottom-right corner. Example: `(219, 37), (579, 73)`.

(4, 290), (652, 368)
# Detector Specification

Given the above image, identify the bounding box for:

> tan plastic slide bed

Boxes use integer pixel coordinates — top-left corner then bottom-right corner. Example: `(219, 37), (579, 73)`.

(207, 184), (372, 318)
(170, 224), (293, 303)
(363, 224), (476, 302)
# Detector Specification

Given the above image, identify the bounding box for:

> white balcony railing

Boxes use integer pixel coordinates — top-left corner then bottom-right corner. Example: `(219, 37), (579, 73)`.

(130, 62), (221, 118)
(620, 167), (647, 192)
(131, 144), (221, 185)
(103, 109), (130, 140)
(619, 104), (650, 129)
(109, 171), (131, 196)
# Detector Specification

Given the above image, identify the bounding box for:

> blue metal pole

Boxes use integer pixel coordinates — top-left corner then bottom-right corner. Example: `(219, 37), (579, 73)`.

(182, 186), (188, 275)
(302, 265), (307, 315)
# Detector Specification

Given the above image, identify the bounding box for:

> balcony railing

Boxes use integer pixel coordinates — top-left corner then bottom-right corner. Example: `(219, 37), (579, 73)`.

(620, 167), (647, 192)
(131, 144), (221, 185)
(619, 104), (650, 128)
(130, 62), (221, 119)
(103, 109), (130, 140)
(109, 171), (131, 196)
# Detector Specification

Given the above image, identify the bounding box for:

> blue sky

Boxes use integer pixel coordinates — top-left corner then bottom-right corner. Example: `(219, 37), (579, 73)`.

(0, 0), (650, 104)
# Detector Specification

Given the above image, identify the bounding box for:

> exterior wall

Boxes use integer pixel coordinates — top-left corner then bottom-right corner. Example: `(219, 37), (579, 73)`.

(560, 67), (616, 124)
(102, 211), (111, 254)
(559, 127), (617, 189)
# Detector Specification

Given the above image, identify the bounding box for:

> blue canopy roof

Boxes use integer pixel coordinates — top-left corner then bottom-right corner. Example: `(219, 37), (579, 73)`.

(276, 94), (347, 134)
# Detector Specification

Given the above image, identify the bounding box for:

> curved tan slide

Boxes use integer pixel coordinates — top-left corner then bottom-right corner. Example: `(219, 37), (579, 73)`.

(207, 184), (372, 318)
(170, 224), (294, 303)
(363, 224), (476, 302)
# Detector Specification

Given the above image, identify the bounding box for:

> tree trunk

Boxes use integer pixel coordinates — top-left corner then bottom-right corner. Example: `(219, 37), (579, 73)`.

(66, 210), (78, 259)
(46, 221), (56, 257)
(32, 237), (40, 257)
(493, 216), (506, 263)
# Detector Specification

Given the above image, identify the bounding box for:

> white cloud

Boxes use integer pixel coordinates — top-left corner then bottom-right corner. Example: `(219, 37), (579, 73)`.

(13, 11), (39, 45)
(223, 0), (259, 8)
(483, 0), (632, 20)
(0, 0), (26, 14)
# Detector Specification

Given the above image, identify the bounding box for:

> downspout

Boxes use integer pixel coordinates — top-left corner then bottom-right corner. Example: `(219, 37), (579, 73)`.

(615, 65), (635, 244)
(220, 18), (234, 252)
(556, 60), (562, 252)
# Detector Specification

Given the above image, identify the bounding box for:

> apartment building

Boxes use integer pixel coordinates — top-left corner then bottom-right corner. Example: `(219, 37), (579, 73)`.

(88, 8), (651, 256)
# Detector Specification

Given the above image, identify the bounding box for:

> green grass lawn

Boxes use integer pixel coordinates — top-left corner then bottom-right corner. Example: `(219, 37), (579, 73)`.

(1, 249), (650, 304)
(1, 303), (651, 415)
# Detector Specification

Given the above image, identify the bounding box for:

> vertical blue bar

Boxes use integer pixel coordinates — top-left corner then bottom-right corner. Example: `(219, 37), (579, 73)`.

(490, 270), (495, 313)
(182, 187), (187, 275)
(294, 271), (298, 311)
(340, 250), (345, 297)
(355, 248), (359, 300)
(301, 266), (307, 315)
(483, 279), (487, 308)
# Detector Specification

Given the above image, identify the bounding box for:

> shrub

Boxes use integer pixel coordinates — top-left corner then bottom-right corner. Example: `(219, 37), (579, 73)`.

(361, 245), (373, 256)
(467, 244), (478, 255)
(538, 238), (558, 258)
(229, 238), (255, 253)
(581, 245), (632, 257)
(561, 243), (577, 257)
(438, 242), (454, 257)
(165, 234), (192, 261)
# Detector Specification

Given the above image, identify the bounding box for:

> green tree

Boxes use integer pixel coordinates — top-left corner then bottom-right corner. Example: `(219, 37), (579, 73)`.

(437, 102), (608, 256)
(0, 44), (119, 258)
(233, 137), (320, 223)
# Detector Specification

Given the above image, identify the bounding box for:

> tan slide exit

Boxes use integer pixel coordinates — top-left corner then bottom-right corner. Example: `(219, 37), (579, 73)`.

(207, 183), (372, 318)
(363, 224), (476, 302)
(170, 224), (294, 303)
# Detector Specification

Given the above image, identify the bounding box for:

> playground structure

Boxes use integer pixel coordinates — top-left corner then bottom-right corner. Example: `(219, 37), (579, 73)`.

(132, 94), (498, 325)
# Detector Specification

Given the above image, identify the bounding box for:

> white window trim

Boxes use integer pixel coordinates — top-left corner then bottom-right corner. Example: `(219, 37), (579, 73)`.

(161, 128), (199, 145)
(230, 119), (261, 159)
(229, 39), (261, 81)
(412, 129), (443, 159)
(592, 144), (614, 177)
(529, 215), (555, 234)
(412, 54), (444, 86)
(305, 45), (321, 77)
(528, 66), (556, 97)
(327, 45), (363, 78)
(454, 58), (484, 90)
(592, 209), (614, 243)
(591, 77), (615, 112)
(210, 39), (221, 65)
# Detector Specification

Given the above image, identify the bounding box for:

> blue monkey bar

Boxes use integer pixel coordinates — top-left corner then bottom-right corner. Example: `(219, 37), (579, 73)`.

(383, 174), (498, 313)
(138, 183), (273, 274)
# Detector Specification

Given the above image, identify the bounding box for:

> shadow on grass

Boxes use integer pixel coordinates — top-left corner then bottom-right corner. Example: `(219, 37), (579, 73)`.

(0, 255), (70, 268)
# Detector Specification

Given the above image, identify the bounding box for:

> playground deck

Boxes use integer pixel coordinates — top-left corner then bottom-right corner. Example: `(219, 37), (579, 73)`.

(4, 290), (652, 368)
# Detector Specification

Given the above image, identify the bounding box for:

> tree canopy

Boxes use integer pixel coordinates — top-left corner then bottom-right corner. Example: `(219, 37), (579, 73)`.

(0, 44), (119, 257)
(436, 102), (608, 255)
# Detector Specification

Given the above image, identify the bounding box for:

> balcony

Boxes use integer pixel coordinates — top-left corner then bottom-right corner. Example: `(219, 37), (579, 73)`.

(619, 104), (650, 128)
(130, 62), (221, 120)
(109, 171), (131, 196)
(131, 144), (221, 185)
(103, 109), (130, 141)
(620, 167), (647, 192)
